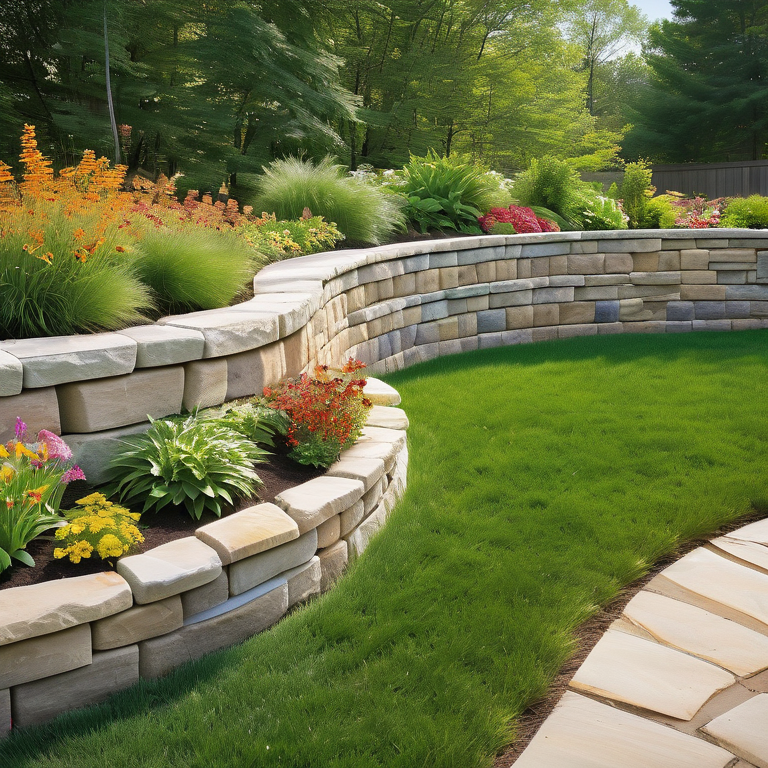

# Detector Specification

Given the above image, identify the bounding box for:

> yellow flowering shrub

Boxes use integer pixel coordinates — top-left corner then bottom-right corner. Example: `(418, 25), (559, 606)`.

(53, 493), (143, 564)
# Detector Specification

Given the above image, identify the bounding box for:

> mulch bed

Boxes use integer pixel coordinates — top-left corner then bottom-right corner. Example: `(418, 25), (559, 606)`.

(0, 452), (324, 592)
(494, 504), (768, 766)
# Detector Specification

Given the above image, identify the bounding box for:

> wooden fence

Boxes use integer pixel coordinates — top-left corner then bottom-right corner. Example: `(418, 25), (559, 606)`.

(652, 160), (768, 199)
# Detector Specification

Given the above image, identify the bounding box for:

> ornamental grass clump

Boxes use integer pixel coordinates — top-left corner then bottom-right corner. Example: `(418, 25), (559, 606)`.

(0, 419), (85, 571)
(108, 415), (269, 520)
(54, 493), (143, 564)
(261, 359), (372, 468)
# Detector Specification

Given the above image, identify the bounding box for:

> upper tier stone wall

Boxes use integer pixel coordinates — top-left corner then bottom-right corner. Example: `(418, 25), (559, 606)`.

(1, 229), (767, 481)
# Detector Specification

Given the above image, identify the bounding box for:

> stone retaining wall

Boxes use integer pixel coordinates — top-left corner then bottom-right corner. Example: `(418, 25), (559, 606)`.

(0, 229), (766, 483)
(0, 381), (408, 734)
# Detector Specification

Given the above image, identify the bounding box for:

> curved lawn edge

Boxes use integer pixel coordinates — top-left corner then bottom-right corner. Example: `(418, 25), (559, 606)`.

(0, 330), (766, 767)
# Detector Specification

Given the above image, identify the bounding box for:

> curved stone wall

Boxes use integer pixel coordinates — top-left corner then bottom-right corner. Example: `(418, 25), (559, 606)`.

(1, 228), (766, 483)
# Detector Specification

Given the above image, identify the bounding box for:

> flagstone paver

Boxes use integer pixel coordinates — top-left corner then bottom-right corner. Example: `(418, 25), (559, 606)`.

(701, 694), (768, 768)
(711, 536), (768, 573)
(726, 518), (768, 545)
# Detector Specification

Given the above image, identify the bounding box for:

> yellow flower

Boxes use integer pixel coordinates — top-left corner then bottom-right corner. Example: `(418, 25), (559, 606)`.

(0, 466), (14, 483)
(70, 540), (93, 563)
(76, 492), (106, 506)
(88, 517), (108, 533)
(53, 546), (68, 560)
(15, 442), (38, 460)
(97, 534), (124, 559)
(0, 445), (9, 459)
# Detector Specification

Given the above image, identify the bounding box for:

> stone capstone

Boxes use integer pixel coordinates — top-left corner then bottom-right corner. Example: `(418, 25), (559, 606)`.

(362, 377), (401, 406)
(365, 405), (409, 430)
(274, 476), (365, 535)
(325, 455), (386, 492)
(117, 325), (205, 367)
(0, 351), (23, 396)
(117, 537), (222, 604)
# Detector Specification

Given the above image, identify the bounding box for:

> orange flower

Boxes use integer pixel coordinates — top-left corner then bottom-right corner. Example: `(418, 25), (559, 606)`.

(36, 251), (54, 265)
(115, 245), (126, 252)
(73, 228), (86, 239)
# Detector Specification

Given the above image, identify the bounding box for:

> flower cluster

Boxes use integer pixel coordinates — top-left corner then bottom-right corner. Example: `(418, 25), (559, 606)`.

(53, 492), (143, 564)
(478, 205), (559, 234)
(670, 196), (723, 229)
(261, 359), (372, 468)
(239, 211), (344, 262)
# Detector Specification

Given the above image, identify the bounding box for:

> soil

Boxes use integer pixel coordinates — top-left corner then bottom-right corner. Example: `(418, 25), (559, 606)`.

(0, 451), (324, 592)
(494, 504), (768, 766)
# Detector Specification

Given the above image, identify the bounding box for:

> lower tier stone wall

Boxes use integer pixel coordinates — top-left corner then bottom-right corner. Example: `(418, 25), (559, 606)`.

(0, 384), (408, 735)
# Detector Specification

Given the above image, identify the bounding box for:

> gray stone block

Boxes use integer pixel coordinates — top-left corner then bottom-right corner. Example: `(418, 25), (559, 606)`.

(228, 530), (318, 596)
(757, 251), (768, 282)
(0, 334), (137, 389)
(118, 325), (205, 368)
(476, 309), (506, 334)
(602, 238), (662, 253)
(420, 300), (449, 322)
(0, 388), (60, 442)
(318, 540), (348, 592)
(183, 359), (228, 411)
(666, 302), (695, 322)
(340, 499), (366, 536)
(444, 284), (489, 299)
(11, 646), (139, 728)
(401, 254), (430, 273)
(139, 584), (288, 679)
(500, 329), (533, 345)
(0, 689), (9, 737)
(285, 556), (321, 607)
(533, 287), (574, 304)
(181, 571), (229, 620)
(225, 341), (287, 401)
(92, 596), (182, 650)
(428, 251), (458, 268)
(694, 301), (726, 320)
(550, 275), (585, 287)
(520, 242), (571, 257)
(594, 301), (620, 323)
(65, 422), (151, 485)
(751, 301), (768, 317)
(725, 301), (751, 319)
(0, 351), (23, 396)
(665, 321), (693, 333)
(717, 270), (748, 284)
(477, 332), (504, 349)
(692, 319), (732, 331)
(577, 286), (620, 301)
(457, 247), (499, 265)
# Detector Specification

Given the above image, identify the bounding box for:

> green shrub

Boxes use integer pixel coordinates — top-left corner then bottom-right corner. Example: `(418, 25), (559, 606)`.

(239, 213), (344, 262)
(214, 403), (289, 447)
(400, 151), (506, 234)
(130, 228), (256, 315)
(252, 156), (405, 244)
(619, 160), (655, 229)
(581, 195), (628, 230)
(720, 195), (768, 228)
(642, 195), (678, 229)
(108, 415), (268, 520)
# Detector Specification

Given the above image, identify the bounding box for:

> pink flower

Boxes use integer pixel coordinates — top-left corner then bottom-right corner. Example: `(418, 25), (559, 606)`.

(14, 417), (27, 441)
(37, 430), (73, 462)
(61, 465), (86, 484)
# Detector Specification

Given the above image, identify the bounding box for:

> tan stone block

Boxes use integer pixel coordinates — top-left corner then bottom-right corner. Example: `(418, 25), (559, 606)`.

(619, 298), (649, 321)
(532, 326), (558, 342)
(681, 270), (717, 284)
(362, 377), (401, 406)
(437, 317), (459, 341)
(180, 571), (229, 619)
(346, 286), (366, 313)
(568, 254), (605, 274)
(363, 281), (379, 306)
(632, 252), (660, 272)
(377, 277), (394, 301)
(516, 258), (532, 279)
(475, 261), (497, 283)
(680, 249), (711, 270)
(0, 689), (8, 737)
(0, 624), (91, 688)
(92, 596), (182, 651)
(559, 302), (595, 325)
(316, 515), (341, 549)
(533, 304), (559, 326)
(57, 367), (184, 433)
(392, 273), (416, 298)
(275, 476), (365, 534)
(680, 284), (727, 300)
(286, 556), (321, 607)
(0, 572), (131, 646)
(457, 313), (477, 337)
(282, 327), (309, 378)
(226, 342), (286, 400)
(345, 501), (389, 559)
(0, 388), (60, 442)
(139, 584), (288, 679)
(319, 540), (348, 592)
(11, 645), (139, 728)
(658, 251), (681, 270)
(182, 358), (227, 411)
(437, 267), (458, 290)
(530, 257), (549, 277)
(466, 295), (489, 311)
(495, 259), (517, 280)
(326, 455), (386, 492)
(457, 265), (477, 285)
(549, 254), (567, 275)
(400, 306), (421, 326)
(415, 270), (440, 294)
(604, 253), (633, 273)
(196, 504), (299, 566)
(506, 305), (534, 330)
(117, 537), (222, 605)
(711, 248), (757, 262)
(630, 271), (681, 285)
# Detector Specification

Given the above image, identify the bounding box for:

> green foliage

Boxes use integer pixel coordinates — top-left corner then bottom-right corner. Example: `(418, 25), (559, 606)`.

(720, 196), (768, 229)
(607, 182), (620, 199)
(619, 160), (654, 229)
(214, 404), (290, 448)
(581, 195), (628, 230)
(108, 416), (268, 520)
(642, 195), (677, 229)
(239, 214), (344, 263)
(130, 228), (255, 315)
(252, 157), (405, 245)
(399, 152), (504, 234)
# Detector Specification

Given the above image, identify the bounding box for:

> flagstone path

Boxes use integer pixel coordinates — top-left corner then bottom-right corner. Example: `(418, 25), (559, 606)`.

(514, 519), (768, 768)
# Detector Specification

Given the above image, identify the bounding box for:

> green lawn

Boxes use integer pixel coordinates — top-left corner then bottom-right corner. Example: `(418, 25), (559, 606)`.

(2, 330), (767, 768)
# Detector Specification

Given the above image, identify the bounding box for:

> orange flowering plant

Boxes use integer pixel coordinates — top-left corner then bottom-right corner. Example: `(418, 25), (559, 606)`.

(261, 359), (372, 468)
(0, 418), (86, 572)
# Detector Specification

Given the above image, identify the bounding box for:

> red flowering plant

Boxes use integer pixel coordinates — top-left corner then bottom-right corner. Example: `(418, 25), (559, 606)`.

(478, 205), (559, 234)
(0, 418), (85, 571)
(261, 359), (373, 468)
(669, 195), (724, 229)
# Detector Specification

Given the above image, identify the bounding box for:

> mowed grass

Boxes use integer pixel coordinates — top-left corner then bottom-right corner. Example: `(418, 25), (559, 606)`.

(2, 331), (768, 768)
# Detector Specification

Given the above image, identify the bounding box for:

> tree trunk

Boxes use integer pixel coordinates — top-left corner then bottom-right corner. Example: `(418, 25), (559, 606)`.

(103, 0), (121, 164)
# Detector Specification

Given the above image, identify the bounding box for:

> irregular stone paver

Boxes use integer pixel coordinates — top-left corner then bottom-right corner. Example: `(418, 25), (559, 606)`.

(701, 694), (768, 768)
(0, 572), (131, 645)
(362, 377), (401, 405)
(623, 590), (768, 676)
(660, 547), (768, 630)
(365, 405), (409, 430)
(117, 537), (222, 604)
(196, 503), (299, 565)
(274, 476), (365, 535)
(727, 518), (768, 544)
(514, 691), (733, 768)
(570, 629), (735, 720)
(712, 536), (768, 571)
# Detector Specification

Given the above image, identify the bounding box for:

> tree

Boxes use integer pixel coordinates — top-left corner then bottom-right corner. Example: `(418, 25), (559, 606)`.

(625, 0), (768, 162)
